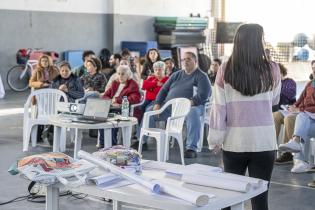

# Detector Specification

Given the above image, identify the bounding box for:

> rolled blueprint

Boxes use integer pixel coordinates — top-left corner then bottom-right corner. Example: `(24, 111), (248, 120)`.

(182, 174), (251, 193)
(155, 180), (210, 207)
(78, 150), (160, 193)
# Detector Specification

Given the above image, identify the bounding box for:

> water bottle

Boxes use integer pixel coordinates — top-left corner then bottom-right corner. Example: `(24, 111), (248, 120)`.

(121, 96), (129, 118)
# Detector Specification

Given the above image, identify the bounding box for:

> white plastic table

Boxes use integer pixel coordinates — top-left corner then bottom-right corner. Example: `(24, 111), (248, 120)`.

(49, 115), (138, 159)
(45, 161), (268, 210)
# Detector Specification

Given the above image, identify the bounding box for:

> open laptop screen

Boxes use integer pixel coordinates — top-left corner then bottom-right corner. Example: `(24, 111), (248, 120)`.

(83, 98), (111, 119)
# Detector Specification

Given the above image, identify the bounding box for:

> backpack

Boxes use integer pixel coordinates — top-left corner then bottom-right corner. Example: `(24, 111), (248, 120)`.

(9, 152), (95, 187)
(16, 49), (29, 64)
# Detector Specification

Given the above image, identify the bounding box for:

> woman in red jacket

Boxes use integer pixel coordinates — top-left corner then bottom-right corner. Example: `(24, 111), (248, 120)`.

(141, 61), (169, 116)
(98, 65), (141, 148)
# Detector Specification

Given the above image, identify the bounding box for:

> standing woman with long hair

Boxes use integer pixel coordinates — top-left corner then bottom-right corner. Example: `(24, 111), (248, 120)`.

(208, 24), (281, 210)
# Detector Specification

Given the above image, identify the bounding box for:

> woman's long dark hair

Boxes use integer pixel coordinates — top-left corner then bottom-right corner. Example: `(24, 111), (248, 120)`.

(224, 24), (273, 96)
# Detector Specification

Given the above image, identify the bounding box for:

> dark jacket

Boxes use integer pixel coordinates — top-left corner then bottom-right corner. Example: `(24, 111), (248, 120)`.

(81, 72), (107, 93)
(141, 62), (153, 80)
(208, 72), (216, 85)
(51, 74), (84, 102)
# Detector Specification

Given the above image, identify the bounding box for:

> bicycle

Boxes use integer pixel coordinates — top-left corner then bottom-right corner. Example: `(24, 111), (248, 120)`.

(6, 48), (59, 92)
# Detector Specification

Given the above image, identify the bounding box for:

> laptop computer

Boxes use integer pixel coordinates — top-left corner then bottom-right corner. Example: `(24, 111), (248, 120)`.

(71, 98), (111, 124)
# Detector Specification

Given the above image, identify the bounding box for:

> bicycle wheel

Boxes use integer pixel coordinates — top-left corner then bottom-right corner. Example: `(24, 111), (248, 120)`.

(7, 65), (30, 92)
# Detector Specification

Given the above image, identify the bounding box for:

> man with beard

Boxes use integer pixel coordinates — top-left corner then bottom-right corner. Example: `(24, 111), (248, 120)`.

(106, 53), (122, 80)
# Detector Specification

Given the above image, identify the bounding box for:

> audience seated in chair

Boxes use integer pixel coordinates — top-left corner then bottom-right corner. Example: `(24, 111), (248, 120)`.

(140, 61), (169, 118)
(141, 48), (161, 80)
(274, 61), (314, 164)
(80, 57), (107, 100)
(279, 112), (315, 173)
(29, 54), (59, 143)
(72, 50), (95, 77)
(105, 59), (141, 92)
(133, 52), (211, 158)
(208, 58), (221, 85)
(98, 65), (141, 148)
(164, 57), (178, 76)
(278, 61), (315, 172)
(272, 63), (296, 112)
(51, 61), (84, 102)
(29, 54), (59, 91)
(104, 53), (122, 81)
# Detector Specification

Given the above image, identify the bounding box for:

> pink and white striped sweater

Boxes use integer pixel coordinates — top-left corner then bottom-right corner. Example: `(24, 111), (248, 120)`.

(208, 61), (281, 152)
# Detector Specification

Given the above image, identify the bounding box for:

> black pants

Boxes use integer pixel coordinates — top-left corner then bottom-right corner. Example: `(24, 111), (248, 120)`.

(99, 128), (118, 146)
(222, 150), (276, 210)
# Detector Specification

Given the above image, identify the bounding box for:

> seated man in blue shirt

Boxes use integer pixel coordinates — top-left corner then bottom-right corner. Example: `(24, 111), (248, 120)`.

(133, 52), (211, 158)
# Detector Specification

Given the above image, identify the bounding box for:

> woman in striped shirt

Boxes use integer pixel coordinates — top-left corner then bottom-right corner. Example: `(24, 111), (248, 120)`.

(208, 24), (281, 210)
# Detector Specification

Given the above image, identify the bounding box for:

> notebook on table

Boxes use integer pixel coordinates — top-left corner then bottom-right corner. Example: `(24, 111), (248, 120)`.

(71, 98), (111, 124)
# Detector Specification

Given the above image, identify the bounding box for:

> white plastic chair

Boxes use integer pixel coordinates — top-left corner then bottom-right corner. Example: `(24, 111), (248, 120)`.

(130, 90), (146, 117)
(197, 99), (212, 152)
(138, 98), (191, 165)
(23, 89), (68, 152)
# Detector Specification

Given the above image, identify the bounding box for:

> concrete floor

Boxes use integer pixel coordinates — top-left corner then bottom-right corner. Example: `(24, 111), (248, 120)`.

(0, 88), (315, 210)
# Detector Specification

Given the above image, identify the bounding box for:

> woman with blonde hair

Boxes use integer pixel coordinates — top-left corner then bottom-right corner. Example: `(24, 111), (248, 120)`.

(29, 54), (59, 89)
(29, 54), (59, 143)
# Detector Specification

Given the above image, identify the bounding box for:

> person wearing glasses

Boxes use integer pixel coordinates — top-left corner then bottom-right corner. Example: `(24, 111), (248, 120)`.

(132, 52), (211, 157)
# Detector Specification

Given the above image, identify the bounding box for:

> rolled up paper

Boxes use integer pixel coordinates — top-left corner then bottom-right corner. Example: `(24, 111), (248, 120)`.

(182, 174), (251, 193)
(155, 180), (210, 207)
(205, 172), (263, 188)
(90, 173), (120, 186)
(78, 150), (160, 193)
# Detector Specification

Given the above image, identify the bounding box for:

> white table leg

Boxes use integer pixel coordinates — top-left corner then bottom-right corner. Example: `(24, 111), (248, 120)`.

(53, 126), (61, 152)
(31, 125), (38, 147)
(59, 127), (67, 152)
(121, 126), (132, 148)
(230, 202), (244, 210)
(113, 200), (122, 210)
(157, 135), (166, 162)
(46, 185), (59, 210)
(74, 128), (82, 159)
(104, 129), (112, 148)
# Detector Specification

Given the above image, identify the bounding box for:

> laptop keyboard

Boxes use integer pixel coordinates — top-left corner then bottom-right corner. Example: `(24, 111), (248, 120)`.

(74, 116), (107, 123)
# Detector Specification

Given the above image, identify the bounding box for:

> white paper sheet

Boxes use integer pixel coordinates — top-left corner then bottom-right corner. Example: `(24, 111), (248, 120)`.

(182, 174), (251, 193)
